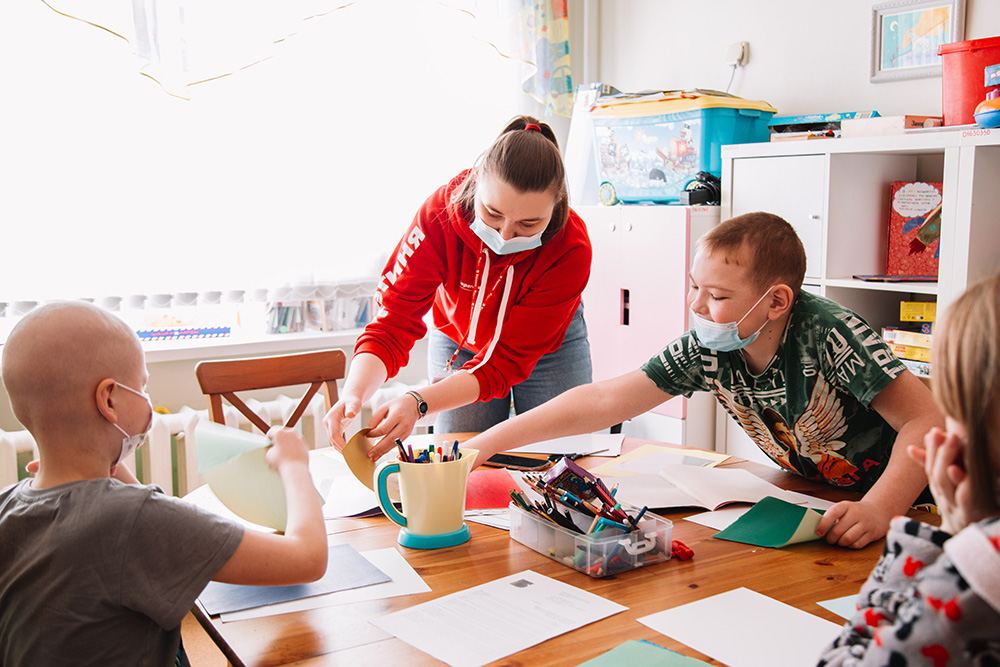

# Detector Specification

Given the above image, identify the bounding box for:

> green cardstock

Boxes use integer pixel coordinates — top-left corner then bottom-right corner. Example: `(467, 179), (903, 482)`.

(713, 496), (826, 548)
(575, 640), (711, 666)
(196, 421), (270, 476)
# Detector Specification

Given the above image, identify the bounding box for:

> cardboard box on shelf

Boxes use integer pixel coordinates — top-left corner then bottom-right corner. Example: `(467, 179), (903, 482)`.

(900, 301), (937, 322)
(841, 115), (943, 138)
(891, 343), (932, 363)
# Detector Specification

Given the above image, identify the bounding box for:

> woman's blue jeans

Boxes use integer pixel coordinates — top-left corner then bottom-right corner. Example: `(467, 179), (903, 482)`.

(427, 302), (592, 433)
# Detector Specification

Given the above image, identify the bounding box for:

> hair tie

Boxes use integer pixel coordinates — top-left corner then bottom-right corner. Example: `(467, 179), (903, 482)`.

(524, 123), (541, 132)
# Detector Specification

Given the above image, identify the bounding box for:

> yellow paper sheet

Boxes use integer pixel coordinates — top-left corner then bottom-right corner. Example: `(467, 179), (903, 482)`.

(200, 434), (288, 532)
(589, 443), (730, 478)
(343, 428), (377, 491)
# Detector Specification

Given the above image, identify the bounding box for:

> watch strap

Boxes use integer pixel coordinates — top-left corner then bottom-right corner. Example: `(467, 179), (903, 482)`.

(406, 390), (428, 417)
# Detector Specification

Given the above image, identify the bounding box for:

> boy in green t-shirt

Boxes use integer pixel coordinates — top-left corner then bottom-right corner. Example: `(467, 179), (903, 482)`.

(465, 212), (942, 549)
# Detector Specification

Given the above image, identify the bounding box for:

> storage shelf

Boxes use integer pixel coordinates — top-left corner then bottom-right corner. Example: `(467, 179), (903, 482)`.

(824, 278), (938, 295)
(143, 328), (362, 364)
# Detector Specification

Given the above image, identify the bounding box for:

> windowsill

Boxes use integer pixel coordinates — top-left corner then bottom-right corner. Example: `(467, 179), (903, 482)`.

(142, 328), (363, 364)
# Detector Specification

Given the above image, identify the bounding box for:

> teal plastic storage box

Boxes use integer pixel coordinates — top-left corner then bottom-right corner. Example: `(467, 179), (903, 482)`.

(591, 94), (776, 204)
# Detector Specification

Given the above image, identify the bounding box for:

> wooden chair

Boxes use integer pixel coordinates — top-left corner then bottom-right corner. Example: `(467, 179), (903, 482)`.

(195, 349), (346, 434)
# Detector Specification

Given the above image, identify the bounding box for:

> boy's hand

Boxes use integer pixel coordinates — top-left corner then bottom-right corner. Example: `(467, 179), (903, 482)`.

(324, 397), (362, 451)
(909, 427), (979, 535)
(265, 427), (310, 473)
(815, 499), (893, 549)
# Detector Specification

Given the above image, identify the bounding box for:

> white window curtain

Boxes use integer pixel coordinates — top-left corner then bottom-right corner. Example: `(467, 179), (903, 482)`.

(0, 0), (547, 306)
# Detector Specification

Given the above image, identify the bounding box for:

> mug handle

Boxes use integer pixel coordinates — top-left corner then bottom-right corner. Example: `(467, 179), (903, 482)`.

(375, 460), (407, 527)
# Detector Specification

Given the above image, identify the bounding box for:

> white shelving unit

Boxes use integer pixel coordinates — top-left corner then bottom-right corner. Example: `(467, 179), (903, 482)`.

(717, 127), (1000, 463)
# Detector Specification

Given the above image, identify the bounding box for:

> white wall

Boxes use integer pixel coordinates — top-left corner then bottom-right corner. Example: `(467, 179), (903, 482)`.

(592, 0), (1000, 118)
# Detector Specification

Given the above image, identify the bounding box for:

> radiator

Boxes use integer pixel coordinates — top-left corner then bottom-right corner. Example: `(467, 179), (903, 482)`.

(0, 393), (330, 496)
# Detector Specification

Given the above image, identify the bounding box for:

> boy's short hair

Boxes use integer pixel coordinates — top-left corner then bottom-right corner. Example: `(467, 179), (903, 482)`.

(698, 212), (807, 295)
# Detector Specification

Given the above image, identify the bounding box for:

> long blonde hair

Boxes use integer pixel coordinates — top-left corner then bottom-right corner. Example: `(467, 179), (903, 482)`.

(933, 271), (1000, 513)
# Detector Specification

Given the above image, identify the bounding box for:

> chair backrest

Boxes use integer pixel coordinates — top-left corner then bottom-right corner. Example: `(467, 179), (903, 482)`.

(194, 349), (346, 433)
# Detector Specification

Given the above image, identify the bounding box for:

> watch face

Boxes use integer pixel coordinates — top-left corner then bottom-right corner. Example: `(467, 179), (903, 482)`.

(409, 391), (428, 416)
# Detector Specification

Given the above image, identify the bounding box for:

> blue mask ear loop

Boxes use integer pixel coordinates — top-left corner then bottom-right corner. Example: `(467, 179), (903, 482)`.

(736, 286), (775, 329)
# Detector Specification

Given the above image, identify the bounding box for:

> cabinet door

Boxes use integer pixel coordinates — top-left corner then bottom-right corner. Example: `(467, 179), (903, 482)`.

(580, 206), (625, 384)
(619, 207), (691, 419)
(581, 206), (692, 420)
(731, 155), (826, 281)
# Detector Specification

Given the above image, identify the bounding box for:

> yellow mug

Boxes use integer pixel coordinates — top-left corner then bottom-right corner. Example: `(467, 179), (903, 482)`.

(375, 448), (478, 549)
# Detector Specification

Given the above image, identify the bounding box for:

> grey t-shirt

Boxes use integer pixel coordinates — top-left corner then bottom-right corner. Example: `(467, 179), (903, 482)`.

(0, 478), (244, 667)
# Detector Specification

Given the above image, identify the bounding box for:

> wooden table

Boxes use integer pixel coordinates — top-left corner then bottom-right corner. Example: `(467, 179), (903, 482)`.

(192, 436), (937, 666)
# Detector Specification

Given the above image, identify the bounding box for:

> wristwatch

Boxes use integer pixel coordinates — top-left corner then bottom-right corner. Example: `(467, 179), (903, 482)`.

(406, 390), (428, 418)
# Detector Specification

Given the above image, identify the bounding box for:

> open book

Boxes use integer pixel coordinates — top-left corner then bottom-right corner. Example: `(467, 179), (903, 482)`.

(608, 465), (801, 511)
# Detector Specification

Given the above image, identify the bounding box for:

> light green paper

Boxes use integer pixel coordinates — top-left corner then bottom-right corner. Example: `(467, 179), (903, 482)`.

(713, 495), (825, 548)
(196, 421), (287, 532)
(196, 421), (271, 476)
(575, 640), (710, 666)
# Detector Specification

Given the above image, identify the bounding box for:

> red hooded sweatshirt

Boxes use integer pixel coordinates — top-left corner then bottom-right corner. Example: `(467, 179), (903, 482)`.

(355, 170), (592, 402)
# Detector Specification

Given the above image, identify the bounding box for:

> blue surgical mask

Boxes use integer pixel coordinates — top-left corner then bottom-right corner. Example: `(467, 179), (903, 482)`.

(471, 215), (543, 255)
(690, 289), (771, 352)
(109, 382), (153, 465)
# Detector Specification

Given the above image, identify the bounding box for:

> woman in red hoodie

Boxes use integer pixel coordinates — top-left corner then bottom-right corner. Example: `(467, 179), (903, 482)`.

(325, 116), (593, 459)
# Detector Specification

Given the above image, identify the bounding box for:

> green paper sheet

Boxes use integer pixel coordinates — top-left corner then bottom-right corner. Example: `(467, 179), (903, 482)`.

(575, 640), (711, 666)
(196, 421), (288, 532)
(713, 495), (825, 548)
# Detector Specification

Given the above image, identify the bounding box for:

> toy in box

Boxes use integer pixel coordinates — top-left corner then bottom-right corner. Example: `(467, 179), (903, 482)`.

(590, 92), (775, 204)
(886, 181), (943, 277)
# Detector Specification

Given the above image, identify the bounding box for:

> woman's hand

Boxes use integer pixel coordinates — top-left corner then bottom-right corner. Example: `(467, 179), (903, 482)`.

(908, 426), (979, 535)
(364, 395), (421, 460)
(323, 396), (364, 451)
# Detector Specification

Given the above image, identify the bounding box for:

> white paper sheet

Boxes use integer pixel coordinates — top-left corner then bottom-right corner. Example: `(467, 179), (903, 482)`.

(781, 490), (836, 511)
(465, 508), (511, 530)
(638, 587), (841, 667)
(220, 547), (430, 622)
(370, 570), (628, 667)
(818, 594), (858, 620)
(684, 507), (751, 531)
(509, 433), (623, 456)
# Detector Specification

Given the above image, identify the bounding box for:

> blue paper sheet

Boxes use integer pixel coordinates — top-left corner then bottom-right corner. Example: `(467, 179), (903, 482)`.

(198, 544), (390, 615)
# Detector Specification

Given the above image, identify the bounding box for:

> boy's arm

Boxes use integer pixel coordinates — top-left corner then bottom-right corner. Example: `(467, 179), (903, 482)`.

(463, 370), (672, 463)
(815, 371), (941, 549)
(212, 428), (328, 586)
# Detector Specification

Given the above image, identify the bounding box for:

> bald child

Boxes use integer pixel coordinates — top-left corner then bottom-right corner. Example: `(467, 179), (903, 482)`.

(0, 301), (327, 667)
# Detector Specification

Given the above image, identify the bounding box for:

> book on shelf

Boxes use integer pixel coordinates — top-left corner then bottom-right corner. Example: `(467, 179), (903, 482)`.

(840, 115), (943, 138)
(769, 130), (838, 142)
(137, 326), (231, 341)
(853, 274), (937, 283)
(891, 343), (932, 363)
(900, 301), (937, 322)
(887, 181), (943, 278)
(901, 358), (932, 378)
(882, 327), (933, 348)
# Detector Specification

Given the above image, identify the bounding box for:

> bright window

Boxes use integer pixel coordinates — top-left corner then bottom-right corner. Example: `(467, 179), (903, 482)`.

(0, 1), (530, 305)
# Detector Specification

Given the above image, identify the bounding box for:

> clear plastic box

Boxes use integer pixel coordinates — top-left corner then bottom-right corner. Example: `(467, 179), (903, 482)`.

(508, 503), (672, 577)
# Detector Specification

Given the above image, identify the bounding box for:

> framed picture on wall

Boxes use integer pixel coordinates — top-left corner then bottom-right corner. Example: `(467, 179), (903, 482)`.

(870, 0), (966, 82)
